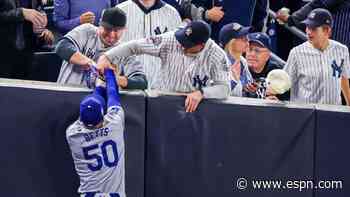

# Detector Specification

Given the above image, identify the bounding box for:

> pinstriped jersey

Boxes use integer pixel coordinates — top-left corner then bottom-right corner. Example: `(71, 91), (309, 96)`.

(284, 40), (350, 105)
(66, 106), (126, 197)
(116, 0), (182, 89)
(57, 24), (143, 87)
(105, 32), (230, 94)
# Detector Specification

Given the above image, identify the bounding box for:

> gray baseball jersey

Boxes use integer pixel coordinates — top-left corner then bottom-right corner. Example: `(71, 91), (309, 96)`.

(284, 40), (350, 105)
(105, 32), (230, 98)
(57, 24), (143, 87)
(66, 106), (125, 197)
(116, 0), (182, 89)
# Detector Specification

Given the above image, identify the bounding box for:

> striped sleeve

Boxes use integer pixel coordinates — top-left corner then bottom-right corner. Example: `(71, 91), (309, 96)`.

(284, 48), (298, 86)
(342, 48), (350, 78)
(105, 35), (165, 65)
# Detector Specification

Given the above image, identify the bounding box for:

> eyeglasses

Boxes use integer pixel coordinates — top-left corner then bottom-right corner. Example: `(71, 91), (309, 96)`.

(247, 47), (269, 54)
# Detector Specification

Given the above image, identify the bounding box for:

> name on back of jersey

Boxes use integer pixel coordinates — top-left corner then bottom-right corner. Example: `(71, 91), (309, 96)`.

(83, 127), (111, 142)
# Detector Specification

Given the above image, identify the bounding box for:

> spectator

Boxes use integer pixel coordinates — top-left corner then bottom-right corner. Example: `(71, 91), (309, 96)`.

(276, 0), (350, 50)
(172, 0), (256, 42)
(55, 7), (147, 90)
(116, 0), (181, 89)
(218, 23), (253, 97)
(245, 32), (288, 100)
(53, 0), (117, 35)
(96, 21), (231, 112)
(0, 0), (54, 79)
(284, 8), (350, 105)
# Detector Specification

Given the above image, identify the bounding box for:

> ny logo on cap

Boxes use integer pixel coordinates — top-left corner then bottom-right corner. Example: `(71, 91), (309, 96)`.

(185, 27), (192, 36)
(232, 23), (242, 31)
(255, 34), (261, 39)
(309, 12), (316, 19)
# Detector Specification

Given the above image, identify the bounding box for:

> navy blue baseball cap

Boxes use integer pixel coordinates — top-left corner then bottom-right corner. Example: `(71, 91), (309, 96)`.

(219, 23), (252, 48)
(301, 8), (333, 28)
(248, 32), (271, 50)
(175, 20), (211, 49)
(80, 94), (106, 127)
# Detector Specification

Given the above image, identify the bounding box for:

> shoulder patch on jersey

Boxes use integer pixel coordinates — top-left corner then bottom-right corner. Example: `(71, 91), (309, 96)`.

(148, 36), (163, 46)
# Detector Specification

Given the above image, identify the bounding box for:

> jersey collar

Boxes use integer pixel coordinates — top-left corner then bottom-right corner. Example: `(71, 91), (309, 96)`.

(132, 0), (165, 14)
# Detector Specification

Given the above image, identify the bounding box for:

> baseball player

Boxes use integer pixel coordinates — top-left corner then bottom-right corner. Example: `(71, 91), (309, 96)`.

(284, 8), (350, 105)
(97, 20), (230, 112)
(116, 0), (182, 89)
(56, 7), (147, 90)
(66, 68), (125, 197)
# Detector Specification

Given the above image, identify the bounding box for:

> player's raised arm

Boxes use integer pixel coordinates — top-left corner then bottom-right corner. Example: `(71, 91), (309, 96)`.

(105, 68), (121, 109)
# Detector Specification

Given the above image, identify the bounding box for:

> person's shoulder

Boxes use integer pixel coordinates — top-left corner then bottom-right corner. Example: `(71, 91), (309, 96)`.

(162, 2), (181, 14)
(73, 23), (98, 34)
(207, 39), (226, 57)
(116, 0), (134, 9)
(330, 39), (349, 52)
(105, 106), (125, 123)
(66, 120), (84, 138)
(289, 41), (311, 55)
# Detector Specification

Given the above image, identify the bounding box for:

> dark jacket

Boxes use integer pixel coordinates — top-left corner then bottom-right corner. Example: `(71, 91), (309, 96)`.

(247, 58), (290, 100)
(288, 0), (350, 48)
(164, 0), (256, 41)
(0, 0), (38, 51)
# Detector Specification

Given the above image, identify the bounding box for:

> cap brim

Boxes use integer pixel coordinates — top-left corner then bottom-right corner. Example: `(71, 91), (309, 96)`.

(237, 26), (253, 37)
(301, 19), (320, 28)
(99, 21), (124, 29)
(249, 39), (268, 49)
(175, 28), (196, 49)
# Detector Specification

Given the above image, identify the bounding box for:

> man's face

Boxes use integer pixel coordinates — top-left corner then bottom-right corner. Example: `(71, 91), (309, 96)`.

(306, 25), (331, 50)
(246, 42), (270, 72)
(99, 26), (125, 47)
(183, 44), (205, 56)
(230, 36), (249, 54)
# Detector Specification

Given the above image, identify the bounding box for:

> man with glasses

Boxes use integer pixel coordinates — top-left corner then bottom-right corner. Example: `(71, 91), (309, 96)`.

(245, 32), (287, 99)
(55, 7), (147, 90)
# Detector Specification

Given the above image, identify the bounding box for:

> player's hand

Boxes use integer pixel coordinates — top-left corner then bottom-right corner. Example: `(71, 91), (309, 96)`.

(39, 29), (54, 45)
(245, 82), (258, 93)
(185, 90), (203, 113)
(96, 55), (114, 74)
(276, 10), (290, 23)
(81, 58), (95, 70)
(22, 8), (47, 27)
(206, 6), (224, 22)
(80, 11), (95, 24)
(117, 76), (128, 88)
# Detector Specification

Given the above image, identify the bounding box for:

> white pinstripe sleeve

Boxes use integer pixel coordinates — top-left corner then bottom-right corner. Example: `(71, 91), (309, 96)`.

(284, 48), (298, 86)
(342, 49), (350, 79)
(105, 36), (164, 65)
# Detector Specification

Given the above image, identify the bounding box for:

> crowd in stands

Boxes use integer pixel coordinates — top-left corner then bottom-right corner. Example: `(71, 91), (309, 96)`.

(1, 0), (350, 108)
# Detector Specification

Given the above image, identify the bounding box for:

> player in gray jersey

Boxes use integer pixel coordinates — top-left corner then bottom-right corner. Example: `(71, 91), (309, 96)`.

(66, 68), (125, 197)
(56, 7), (147, 90)
(284, 8), (350, 105)
(116, 0), (182, 89)
(97, 20), (230, 112)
